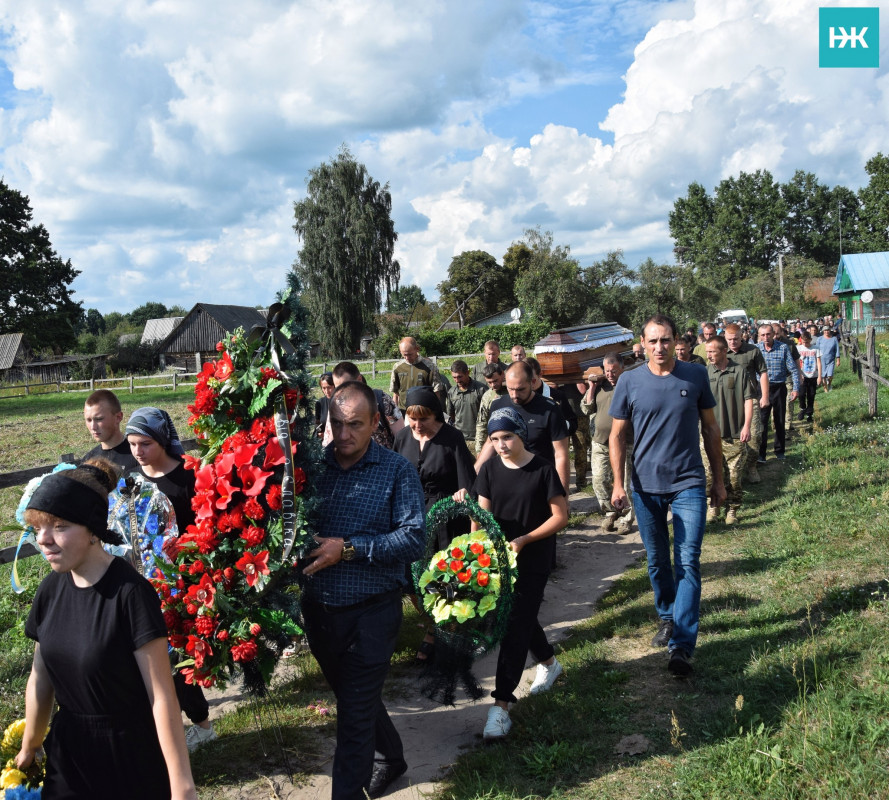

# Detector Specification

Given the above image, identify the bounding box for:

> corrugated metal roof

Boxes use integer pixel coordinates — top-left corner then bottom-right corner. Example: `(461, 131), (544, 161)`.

(833, 251), (889, 294)
(141, 317), (183, 344)
(0, 333), (25, 370)
(157, 304), (295, 355)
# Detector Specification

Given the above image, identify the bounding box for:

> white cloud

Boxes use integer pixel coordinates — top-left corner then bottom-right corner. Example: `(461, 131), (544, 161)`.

(0, 0), (885, 321)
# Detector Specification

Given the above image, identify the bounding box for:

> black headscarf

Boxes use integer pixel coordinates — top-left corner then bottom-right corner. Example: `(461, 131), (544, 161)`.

(405, 386), (445, 422)
(27, 466), (124, 545)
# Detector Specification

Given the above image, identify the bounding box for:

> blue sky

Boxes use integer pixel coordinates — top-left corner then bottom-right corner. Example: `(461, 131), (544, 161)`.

(0, 0), (885, 316)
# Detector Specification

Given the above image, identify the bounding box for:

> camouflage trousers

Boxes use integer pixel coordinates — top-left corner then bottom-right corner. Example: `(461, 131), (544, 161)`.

(572, 415), (591, 486)
(746, 400), (764, 469)
(784, 375), (796, 430)
(702, 438), (748, 511)
(590, 441), (634, 521)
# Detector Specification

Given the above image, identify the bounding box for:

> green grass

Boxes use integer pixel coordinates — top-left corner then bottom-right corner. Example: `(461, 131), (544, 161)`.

(4, 352), (889, 798)
(434, 362), (889, 800)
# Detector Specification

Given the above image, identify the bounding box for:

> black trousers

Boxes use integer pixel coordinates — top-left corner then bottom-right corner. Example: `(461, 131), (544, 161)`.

(173, 666), (210, 724)
(493, 570), (555, 704)
(799, 376), (818, 419)
(760, 382), (788, 458)
(302, 592), (404, 800)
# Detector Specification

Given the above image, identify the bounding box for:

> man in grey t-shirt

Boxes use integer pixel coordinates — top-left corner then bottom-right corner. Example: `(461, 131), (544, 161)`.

(609, 315), (725, 678)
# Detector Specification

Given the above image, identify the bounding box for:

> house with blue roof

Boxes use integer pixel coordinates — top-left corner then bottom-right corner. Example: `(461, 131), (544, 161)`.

(833, 252), (889, 330)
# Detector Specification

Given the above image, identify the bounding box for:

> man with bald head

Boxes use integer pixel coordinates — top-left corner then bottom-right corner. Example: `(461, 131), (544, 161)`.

(390, 336), (445, 411)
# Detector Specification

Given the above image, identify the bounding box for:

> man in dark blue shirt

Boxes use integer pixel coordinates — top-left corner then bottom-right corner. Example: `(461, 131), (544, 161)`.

(609, 315), (725, 678)
(302, 381), (425, 800)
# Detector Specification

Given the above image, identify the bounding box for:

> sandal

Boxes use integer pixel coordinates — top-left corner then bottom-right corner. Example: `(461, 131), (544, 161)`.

(415, 639), (435, 663)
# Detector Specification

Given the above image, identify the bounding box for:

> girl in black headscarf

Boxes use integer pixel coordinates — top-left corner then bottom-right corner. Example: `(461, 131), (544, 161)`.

(16, 460), (197, 800)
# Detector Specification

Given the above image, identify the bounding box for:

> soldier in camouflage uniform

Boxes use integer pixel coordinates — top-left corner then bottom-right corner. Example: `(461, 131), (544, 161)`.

(474, 362), (507, 453)
(702, 336), (756, 525)
(724, 324), (769, 484)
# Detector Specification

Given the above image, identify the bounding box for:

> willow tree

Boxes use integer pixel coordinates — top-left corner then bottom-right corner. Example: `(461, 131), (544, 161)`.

(291, 147), (399, 357)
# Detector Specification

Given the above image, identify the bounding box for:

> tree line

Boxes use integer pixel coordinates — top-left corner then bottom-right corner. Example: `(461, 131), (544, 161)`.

(4, 150), (888, 364)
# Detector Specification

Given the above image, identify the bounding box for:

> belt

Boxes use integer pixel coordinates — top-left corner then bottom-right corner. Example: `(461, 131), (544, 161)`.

(304, 587), (401, 615)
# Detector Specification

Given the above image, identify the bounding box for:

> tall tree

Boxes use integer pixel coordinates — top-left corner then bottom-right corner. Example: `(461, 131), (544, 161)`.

(856, 152), (889, 252)
(512, 228), (589, 328)
(582, 249), (635, 326)
(291, 147), (399, 356)
(85, 308), (106, 335)
(127, 301), (169, 328)
(0, 179), (82, 352)
(668, 181), (718, 273)
(386, 284), (426, 327)
(436, 250), (516, 327)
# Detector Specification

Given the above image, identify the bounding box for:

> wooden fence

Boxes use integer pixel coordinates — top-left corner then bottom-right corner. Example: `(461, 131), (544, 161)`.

(1, 353), (483, 399)
(838, 323), (887, 417)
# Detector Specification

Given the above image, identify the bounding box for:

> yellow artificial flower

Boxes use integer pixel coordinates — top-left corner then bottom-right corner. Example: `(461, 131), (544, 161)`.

(0, 720), (26, 759)
(429, 598), (453, 624)
(417, 569), (435, 591)
(0, 767), (27, 789)
(451, 599), (477, 624)
(477, 594), (498, 617)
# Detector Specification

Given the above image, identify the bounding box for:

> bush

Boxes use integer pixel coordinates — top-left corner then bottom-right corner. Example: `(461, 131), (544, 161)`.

(411, 320), (554, 357)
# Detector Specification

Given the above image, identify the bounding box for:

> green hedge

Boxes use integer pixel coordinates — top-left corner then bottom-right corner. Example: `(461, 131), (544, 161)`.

(413, 320), (553, 357)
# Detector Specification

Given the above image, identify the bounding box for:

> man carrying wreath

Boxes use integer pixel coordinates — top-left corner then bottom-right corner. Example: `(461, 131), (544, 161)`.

(301, 381), (426, 800)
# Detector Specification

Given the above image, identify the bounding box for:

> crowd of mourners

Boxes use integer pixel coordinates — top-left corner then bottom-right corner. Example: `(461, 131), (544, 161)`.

(13, 317), (843, 800)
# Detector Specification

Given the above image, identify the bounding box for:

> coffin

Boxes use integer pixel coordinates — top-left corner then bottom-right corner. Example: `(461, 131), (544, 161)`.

(534, 322), (635, 384)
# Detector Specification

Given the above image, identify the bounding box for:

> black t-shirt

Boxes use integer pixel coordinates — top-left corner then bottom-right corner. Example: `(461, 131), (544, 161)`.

(490, 393), (567, 465)
(139, 459), (196, 530)
(82, 439), (138, 474)
(26, 558), (167, 716)
(475, 454), (565, 575)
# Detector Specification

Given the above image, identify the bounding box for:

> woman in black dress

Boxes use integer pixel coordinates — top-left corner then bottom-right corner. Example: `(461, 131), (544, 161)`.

(124, 406), (217, 752)
(16, 459), (196, 800)
(393, 386), (476, 660)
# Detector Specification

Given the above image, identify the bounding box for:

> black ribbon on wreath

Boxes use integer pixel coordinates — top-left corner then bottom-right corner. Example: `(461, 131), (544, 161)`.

(411, 497), (515, 705)
(246, 302), (305, 563)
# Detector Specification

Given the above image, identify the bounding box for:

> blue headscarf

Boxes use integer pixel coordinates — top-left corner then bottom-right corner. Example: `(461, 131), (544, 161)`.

(487, 406), (528, 444)
(126, 407), (184, 456)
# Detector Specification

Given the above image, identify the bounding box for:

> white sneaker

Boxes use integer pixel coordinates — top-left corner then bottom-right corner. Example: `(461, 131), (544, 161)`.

(529, 658), (563, 694)
(185, 721), (218, 752)
(483, 706), (512, 740)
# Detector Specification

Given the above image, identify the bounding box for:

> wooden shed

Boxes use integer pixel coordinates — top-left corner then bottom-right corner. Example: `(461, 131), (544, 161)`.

(0, 333), (31, 382)
(156, 304), (295, 371)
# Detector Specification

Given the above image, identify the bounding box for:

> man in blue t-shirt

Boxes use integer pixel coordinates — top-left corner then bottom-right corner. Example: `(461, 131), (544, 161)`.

(608, 315), (726, 678)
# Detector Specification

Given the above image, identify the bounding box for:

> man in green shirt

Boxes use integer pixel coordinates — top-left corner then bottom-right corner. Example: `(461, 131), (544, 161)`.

(703, 336), (755, 525)
(471, 340), (509, 384)
(445, 360), (486, 454)
(390, 336), (446, 411)
(724, 323), (769, 484)
(474, 362), (507, 453)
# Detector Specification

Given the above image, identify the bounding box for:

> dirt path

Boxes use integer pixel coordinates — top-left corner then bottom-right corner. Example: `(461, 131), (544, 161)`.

(206, 489), (644, 799)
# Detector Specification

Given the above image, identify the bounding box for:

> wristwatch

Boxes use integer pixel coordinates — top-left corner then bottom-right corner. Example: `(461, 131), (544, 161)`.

(341, 537), (356, 561)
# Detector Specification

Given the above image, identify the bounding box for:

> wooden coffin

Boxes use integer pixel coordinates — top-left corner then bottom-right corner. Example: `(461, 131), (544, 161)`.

(534, 322), (635, 384)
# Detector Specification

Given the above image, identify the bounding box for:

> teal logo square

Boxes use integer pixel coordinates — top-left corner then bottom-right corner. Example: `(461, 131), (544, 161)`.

(820, 7), (879, 67)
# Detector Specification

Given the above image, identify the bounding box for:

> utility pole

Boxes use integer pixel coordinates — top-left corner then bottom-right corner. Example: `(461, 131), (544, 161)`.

(778, 254), (785, 306)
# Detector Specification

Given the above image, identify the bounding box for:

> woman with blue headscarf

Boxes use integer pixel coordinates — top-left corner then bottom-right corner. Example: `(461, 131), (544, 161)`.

(473, 406), (568, 742)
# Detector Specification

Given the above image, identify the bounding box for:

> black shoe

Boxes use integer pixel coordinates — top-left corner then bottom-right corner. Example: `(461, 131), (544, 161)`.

(757, 457), (767, 464)
(776, 454), (786, 461)
(368, 759), (408, 799)
(796, 411), (806, 421)
(650, 619), (673, 648)
(668, 648), (693, 677)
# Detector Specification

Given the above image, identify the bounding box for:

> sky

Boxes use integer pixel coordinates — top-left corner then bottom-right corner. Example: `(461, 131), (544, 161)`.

(0, 0), (886, 316)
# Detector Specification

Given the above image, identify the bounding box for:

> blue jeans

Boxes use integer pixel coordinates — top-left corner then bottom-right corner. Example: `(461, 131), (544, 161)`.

(632, 486), (707, 655)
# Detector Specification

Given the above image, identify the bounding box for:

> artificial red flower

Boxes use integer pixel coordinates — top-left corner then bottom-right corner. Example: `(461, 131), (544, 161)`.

(235, 551), (271, 588)
(231, 639), (259, 663)
(265, 484), (283, 510)
(186, 603), (198, 615)
(216, 629), (229, 641)
(216, 341), (226, 352)
(163, 610), (181, 631)
(457, 570), (472, 584)
(449, 559), (464, 573)
(469, 543), (484, 555)
(238, 464), (273, 497)
(215, 351), (234, 381)
(185, 574), (216, 608)
(262, 436), (287, 468)
(215, 469), (240, 510)
(243, 497), (265, 521)
(183, 453), (202, 472)
(240, 526), (266, 547)
(436, 559), (448, 571)
(194, 615), (217, 636)
(249, 623), (262, 636)
(170, 634), (188, 649)
(186, 635), (213, 669)
(476, 572), (490, 587)
(477, 553), (491, 568)
(293, 467), (306, 494)
(451, 548), (465, 560)
(233, 442), (261, 468)
(250, 416), (276, 443)
(189, 560), (205, 575)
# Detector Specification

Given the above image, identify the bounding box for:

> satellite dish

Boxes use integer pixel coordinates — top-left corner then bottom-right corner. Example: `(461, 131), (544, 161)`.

(510, 307), (522, 321)
(861, 290), (874, 304)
